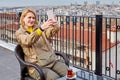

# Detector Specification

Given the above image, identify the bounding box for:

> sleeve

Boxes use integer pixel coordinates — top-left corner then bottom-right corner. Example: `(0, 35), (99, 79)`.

(45, 26), (59, 39)
(15, 28), (42, 46)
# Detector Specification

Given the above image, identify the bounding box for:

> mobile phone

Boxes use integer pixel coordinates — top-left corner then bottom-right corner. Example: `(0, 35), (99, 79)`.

(47, 10), (56, 22)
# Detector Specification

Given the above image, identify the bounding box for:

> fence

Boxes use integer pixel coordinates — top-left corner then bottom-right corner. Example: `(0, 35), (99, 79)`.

(0, 12), (120, 79)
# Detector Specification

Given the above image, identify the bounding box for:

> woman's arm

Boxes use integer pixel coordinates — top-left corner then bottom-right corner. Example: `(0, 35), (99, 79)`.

(15, 28), (42, 46)
(15, 19), (56, 46)
(45, 26), (59, 38)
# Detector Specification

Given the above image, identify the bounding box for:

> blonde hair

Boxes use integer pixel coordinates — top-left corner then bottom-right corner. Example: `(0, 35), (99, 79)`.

(19, 8), (38, 27)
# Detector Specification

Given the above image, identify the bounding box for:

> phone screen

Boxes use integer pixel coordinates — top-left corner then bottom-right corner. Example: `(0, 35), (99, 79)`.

(47, 10), (56, 22)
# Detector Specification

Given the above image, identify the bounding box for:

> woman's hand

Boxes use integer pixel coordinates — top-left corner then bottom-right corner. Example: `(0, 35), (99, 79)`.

(40, 19), (57, 30)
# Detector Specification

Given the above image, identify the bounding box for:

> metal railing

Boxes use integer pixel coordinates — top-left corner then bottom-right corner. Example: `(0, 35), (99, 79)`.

(0, 13), (120, 79)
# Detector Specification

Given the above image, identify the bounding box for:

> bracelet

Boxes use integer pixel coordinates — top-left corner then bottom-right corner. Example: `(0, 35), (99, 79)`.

(39, 26), (44, 31)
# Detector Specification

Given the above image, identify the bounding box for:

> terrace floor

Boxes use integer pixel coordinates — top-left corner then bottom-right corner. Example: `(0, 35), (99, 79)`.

(0, 43), (20, 80)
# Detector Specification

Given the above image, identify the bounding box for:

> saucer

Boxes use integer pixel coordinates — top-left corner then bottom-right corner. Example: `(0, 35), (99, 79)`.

(66, 74), (76, 79)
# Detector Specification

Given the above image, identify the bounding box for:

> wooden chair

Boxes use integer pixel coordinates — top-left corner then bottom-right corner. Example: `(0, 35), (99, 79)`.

(15, 44), (69, 80)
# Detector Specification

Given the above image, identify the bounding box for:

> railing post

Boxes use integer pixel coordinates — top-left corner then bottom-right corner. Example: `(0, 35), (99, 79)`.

(95, 15), (102, 77)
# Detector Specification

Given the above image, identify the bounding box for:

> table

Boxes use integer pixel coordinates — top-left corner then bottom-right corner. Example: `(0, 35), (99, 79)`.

(57, 69), (115, 80)
(57, 70), (101, 80)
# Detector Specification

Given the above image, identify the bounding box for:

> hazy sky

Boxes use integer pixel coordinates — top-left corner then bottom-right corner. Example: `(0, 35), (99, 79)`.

(0, 0), (119, 7)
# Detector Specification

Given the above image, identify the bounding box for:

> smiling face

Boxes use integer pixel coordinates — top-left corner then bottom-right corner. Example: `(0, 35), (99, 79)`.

(23, 12), (36, 28)
(20, 9), (38, 29)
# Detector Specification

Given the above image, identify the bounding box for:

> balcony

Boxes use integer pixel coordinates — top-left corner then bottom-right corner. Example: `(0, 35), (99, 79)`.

(0, 13), (120, 79)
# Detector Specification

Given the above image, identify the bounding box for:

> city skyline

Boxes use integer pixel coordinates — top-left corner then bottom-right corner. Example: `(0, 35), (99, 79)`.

(0, 0), (119, 7)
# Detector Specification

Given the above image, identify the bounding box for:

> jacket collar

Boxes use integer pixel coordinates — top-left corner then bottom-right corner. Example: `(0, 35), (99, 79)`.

(20, 25), (38, 34)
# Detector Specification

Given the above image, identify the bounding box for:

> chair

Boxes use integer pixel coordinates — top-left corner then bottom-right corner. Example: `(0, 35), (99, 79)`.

(15, 44), (69, 80)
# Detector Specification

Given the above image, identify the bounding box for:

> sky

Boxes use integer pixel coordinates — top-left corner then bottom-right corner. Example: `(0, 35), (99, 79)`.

(0, 0), (119, 7)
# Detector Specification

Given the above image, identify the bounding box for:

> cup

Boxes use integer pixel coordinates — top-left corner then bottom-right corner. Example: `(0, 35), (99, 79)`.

(67, 68), (73, 78)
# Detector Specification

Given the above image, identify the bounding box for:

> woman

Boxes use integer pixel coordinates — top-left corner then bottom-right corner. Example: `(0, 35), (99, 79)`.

(15, 8), (68, 80)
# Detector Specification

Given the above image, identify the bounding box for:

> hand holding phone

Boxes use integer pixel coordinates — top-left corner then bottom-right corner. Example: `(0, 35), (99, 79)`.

(47, 10), (60, 27)
(47, 10), (56, 22)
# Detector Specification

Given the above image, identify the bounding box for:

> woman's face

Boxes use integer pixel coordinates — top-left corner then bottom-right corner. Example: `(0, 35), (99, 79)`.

(23, 12), (36, 27)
